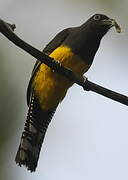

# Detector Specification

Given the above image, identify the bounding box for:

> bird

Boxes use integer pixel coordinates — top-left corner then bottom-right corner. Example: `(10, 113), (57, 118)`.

(15, 14), (121, 172)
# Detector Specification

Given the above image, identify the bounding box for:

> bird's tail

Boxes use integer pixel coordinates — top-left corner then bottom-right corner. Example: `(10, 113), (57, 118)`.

(15, 92), (56, 172)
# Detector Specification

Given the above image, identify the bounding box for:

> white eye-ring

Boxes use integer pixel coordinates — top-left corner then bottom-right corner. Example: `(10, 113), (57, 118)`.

(93, 15), (101, 21)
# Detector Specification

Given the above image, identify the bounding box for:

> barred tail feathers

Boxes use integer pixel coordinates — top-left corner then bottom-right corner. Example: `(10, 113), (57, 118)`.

(15, 92), (56, 172)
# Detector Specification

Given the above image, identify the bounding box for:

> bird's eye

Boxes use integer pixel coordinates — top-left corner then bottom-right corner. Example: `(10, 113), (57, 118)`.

(93, 15), (101, 21)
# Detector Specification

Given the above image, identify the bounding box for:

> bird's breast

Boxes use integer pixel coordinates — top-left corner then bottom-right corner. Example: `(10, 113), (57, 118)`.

(32, 45), (90, 110)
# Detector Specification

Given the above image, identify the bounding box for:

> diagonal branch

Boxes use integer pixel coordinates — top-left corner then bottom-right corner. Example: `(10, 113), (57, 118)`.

(0, 18), (128, 106)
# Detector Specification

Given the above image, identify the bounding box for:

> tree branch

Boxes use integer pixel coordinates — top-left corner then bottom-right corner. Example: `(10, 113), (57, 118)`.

(0, 18), (128, 106)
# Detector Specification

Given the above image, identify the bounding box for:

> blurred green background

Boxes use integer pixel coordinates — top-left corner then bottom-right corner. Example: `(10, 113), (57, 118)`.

(0, 0), (128, 180)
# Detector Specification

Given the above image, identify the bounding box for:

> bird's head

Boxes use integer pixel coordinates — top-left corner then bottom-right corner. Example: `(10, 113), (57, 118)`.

(63, 14), (121, 63)
(82, 14), (121, 37)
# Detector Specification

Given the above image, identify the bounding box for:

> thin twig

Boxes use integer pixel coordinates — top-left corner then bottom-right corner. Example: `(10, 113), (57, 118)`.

(0, 18), (128, 106)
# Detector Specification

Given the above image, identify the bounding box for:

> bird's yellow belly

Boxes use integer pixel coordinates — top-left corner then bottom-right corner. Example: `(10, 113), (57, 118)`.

(32, 46), (90, 110)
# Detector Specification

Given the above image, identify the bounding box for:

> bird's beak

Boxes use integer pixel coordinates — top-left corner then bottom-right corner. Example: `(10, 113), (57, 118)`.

(102, 19), (121, 33)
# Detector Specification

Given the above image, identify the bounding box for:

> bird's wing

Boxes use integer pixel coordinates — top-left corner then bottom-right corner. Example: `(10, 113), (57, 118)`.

(27, 28), (71, 105)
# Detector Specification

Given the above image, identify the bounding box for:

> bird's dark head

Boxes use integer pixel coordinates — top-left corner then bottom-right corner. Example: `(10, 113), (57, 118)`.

(63, 14), (121, 65)
(81, 14), (121, 37)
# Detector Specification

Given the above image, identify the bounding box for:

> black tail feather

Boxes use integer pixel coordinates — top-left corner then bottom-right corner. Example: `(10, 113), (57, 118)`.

(15, 92), (56, 172)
